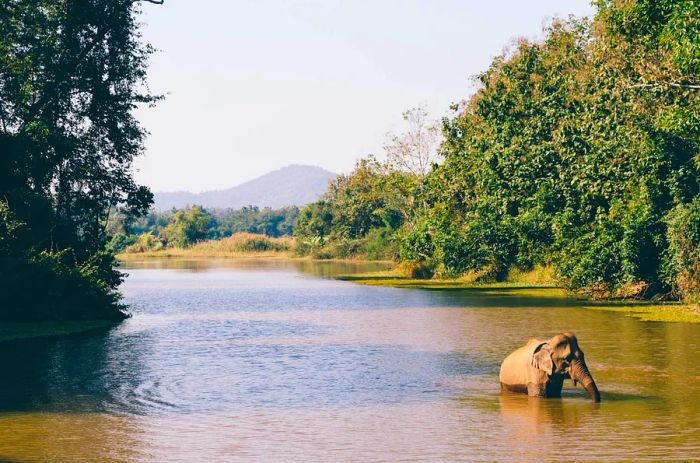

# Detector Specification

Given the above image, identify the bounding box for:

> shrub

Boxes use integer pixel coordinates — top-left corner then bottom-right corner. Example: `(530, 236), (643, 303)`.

(664, 200), (700, 300)
(363, 228), (399, 260)
(555, 219), (625, 295)
(125, 233), (164, 253)
(0, 249), (128, 321)
(107, 233), (137, 253)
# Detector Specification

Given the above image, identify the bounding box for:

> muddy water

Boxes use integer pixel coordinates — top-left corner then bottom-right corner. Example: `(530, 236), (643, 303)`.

(0, 258), (698, 462)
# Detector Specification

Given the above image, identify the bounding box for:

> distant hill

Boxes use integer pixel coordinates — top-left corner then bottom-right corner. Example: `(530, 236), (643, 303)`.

(152, 165), (336, 211)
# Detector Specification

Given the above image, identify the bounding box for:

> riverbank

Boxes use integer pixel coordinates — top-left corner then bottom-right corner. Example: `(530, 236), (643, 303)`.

(337, 269), (700, 324)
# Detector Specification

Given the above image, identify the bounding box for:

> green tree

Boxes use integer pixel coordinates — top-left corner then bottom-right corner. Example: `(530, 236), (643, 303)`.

(160, 206), (215, 248)
(0, 0), (161, 320)
(294, 201), (334, 246)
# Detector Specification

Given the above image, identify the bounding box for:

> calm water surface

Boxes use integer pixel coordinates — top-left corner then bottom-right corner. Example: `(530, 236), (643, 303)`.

(1, 258), (699, 462)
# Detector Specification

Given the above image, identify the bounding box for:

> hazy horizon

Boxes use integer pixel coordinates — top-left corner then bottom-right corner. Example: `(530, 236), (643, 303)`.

(134, 0), (595, 193)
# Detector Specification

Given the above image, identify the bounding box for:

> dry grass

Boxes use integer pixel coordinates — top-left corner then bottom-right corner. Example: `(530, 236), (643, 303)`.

(505, 265), (557, 286)
(118, 232), (295, 259)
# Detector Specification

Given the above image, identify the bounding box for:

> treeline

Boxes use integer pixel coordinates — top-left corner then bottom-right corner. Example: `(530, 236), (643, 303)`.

(109, 205), (299, 252)
(296, 1), (700, 300)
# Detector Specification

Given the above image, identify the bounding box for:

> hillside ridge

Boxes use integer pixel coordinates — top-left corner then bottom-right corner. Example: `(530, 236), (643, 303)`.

(153, 164), (335, 210)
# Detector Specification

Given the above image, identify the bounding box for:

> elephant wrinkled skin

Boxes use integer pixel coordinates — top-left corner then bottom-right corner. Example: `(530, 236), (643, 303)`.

(499, 332), (601, 402)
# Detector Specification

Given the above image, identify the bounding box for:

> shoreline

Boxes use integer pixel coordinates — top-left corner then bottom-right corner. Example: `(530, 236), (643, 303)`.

(336, 272), (700, 324)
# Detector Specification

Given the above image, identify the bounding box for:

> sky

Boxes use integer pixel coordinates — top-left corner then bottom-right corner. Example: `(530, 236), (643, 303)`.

(134, 0), (595, 193)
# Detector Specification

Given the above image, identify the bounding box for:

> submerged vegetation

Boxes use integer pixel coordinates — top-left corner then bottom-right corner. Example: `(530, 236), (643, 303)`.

(296, 0), (700, 302)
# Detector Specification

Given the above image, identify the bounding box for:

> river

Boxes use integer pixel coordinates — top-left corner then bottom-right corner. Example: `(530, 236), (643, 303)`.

(0, 258), (698, 462)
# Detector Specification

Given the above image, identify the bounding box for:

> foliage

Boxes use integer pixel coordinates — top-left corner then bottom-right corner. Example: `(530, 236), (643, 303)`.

(0, 200), (127, 320)
(299, 2), (700, 298)
(664, 200), (700, 300)
(109, 205), (300, 253)
(159, 206), (215, 248)
(294, 157), (417, 260)
(118, 232), (294, 258)
(294, 201), (334, 247)
(214, 206), (299, 238)
(123, 232), (164, 253)
(410, 5), (700, 295)
(0, 0), (159, 320)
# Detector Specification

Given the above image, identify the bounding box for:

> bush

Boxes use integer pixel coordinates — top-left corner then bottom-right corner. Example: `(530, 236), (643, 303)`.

(316, 238), (362, 259)
(124, 233), (164, 253)
(664, 200), (700, 300)
(395, 260), (435, 279)
(431, 211), (517, 280)
(0, 249), (128, 321)
(107, 233), (137, 253)
(160, 206), (216, 247)
(0, 202), (127, 321)
(362, 228), (399, 260)
(400, 220), (434, 262)
(555, 219), (625, 295)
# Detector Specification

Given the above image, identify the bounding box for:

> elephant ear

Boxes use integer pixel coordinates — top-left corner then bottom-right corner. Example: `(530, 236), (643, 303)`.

(531, 342), (554, 375)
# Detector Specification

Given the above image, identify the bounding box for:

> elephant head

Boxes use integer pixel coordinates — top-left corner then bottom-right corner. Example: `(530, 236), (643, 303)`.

(532, 332), (601, 402)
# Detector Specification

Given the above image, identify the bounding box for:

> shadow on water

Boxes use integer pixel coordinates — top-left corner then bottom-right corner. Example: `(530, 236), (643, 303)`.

(119, 258), (394, 277)
(396, 287), (579, 309)
(0, 325), (153, 414)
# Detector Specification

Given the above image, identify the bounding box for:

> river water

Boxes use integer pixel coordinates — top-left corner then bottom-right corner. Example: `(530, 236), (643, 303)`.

(0, 258), (699, 462)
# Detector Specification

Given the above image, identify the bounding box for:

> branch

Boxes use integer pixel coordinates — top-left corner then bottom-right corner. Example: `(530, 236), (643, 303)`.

(139, 0), (164, 3)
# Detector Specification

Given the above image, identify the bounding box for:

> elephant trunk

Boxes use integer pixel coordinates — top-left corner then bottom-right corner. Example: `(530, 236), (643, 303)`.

(570, 358), (601, 402)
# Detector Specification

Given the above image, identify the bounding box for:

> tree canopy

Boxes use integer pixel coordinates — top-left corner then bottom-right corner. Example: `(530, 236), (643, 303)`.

(0, 0), (159, 320)
(296, 0), (700, 299)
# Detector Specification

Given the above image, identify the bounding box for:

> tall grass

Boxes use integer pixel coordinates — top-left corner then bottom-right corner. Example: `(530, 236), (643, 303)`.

(118, 232), (294, 258)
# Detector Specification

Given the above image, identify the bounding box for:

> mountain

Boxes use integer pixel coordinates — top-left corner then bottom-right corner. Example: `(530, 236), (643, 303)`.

(152, 165), (336, 211)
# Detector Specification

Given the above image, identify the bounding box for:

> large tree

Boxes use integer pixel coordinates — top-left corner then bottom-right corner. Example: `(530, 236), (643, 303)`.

(0, 0), (161, 320)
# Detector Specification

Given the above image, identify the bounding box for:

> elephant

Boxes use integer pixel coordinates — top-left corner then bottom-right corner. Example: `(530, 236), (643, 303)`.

(499, 332), (601, 402)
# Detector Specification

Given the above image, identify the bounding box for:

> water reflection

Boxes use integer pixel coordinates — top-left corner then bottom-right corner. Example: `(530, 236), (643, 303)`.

(0, 258), (698, 461)
(0, 325), (156, 414)
(118, 257), (392, 277)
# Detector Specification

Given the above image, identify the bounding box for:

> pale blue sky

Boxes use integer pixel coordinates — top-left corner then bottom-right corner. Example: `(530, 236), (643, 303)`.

(135, 0), (595, 192)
